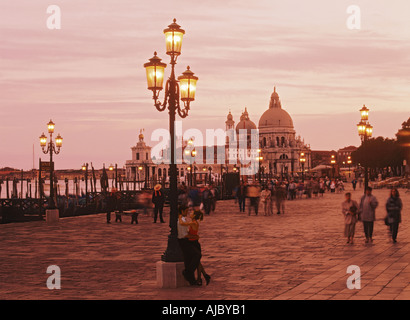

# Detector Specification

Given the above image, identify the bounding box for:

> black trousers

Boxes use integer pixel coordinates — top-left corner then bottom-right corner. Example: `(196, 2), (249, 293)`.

(238, 197), (246, 212)
(131, 213), (138, 224)
(154, 203), (164, 222)
(389, 222), (399, 241)
(178, 238), (201, 283)
(363, 221), (374, 239)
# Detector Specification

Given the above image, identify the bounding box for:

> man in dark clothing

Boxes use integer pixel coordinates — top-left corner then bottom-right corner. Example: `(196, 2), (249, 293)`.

(202, 186), (212, 215)
(352, 179), (357, 191)
(152, 184), (165, 223)
(237, 182), (247, 212)
(106, 189), (118, 224)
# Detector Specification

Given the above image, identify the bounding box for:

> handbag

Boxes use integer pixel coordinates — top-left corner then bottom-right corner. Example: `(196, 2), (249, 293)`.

(384, 216), (389, 226)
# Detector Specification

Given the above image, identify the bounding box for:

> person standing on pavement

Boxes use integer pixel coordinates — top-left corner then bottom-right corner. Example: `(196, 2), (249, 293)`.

(105, 188), (117, 224)
(178, 206), (202, 286)
(260, 186), (272, 216)
(180, 210), (211, 286)
(359, 187), (379, 243)
(352, 178), (357, 191)
(152, 184), (165, 223)
(274, 182), (286, 215)
(247, 182), (261, 216)
(237, 181), (247, 213)
(342, 192), (359, 244)
(202, 186), (213, 215)
(385, 188), (402, 243)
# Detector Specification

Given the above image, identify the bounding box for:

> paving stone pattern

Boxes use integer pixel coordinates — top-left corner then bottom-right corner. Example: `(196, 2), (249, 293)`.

(0, 186), (409, 300)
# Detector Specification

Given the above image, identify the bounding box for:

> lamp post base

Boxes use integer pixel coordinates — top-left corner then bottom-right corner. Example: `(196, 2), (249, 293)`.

(45, 209), (59, 223)
(156, 261), (189, 288)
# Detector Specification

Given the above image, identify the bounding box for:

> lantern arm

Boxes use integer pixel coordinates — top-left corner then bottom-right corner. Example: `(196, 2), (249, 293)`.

(153, 79), (169, 112)
(53, 144), (61, 155)
(42, 142), (51, 154)
(41, 142), (53, 154)
(176, 83), (189, 119)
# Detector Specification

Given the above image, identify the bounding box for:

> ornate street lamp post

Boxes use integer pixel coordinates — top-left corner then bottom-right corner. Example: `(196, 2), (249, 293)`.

(357, 105), (373, 191)
(82, 163), (88, 206)
(39, 120), (62, 209)
(144, 19), (198, 262)
(109, 164), (114, 187)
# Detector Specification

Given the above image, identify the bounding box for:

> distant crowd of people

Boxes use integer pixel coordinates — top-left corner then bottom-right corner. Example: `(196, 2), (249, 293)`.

(104, 182), (220, 225)
(233, 177), (347, 216)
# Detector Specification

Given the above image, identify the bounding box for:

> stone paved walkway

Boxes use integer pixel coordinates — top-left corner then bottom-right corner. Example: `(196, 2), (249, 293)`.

(0, 186), (409, 300)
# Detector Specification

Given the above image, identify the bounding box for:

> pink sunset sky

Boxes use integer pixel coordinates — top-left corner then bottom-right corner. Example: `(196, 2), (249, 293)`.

(1, 0), (409, 170)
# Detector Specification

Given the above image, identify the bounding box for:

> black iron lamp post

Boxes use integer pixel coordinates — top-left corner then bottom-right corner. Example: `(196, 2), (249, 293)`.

(40, 120), (62, 209)
(300, 152), (306, 181)
(357, 105), (373, 191)
(108, 164), (114, 187)
(81, 163), (88, 206)
(184, 139), (196, 186)
(144, 19), (198, 262)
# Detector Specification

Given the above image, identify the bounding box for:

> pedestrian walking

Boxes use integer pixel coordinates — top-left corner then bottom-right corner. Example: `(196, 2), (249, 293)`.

(106, 188), (117, 224)
(209, 184), (218, 213)
(342, 192), (359, 244)
(352, 179), (357, 191)
(201, 186), (213, 215)
(247, 182), (261, 216)
(319, 179), (325, 197)
(236, 181), (247, 212)
(260, 186), (272, 216)
(152, 184), (165, 223)
(274, 182), (286, 215)
(359, 187), (379, 243)
(385, 188), (402, 243)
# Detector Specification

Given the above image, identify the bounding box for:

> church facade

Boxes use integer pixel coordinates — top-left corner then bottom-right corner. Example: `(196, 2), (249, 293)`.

(125, 87), (311, 182)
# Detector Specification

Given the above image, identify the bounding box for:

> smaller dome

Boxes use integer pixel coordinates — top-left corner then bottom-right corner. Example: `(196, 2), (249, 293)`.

(227, 111), (233, 121)
(236, 108), (257, 133)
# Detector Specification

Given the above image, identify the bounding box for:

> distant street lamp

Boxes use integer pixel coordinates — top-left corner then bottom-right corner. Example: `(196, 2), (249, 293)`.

(257, 149), (263, 183)
(347, 156), (352, 178)
(357, 105), (373, 191)
(299, 152), (306, 181)
(330, 154), (336, 178)
(184, 139), (196, 186)
(82, 163), (88, 206)
(144, 19), (198, 262)
(39, 120), (62, 209)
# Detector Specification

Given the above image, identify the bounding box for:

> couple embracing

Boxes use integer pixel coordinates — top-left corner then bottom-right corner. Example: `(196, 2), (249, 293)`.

(177, 206), (211, 286)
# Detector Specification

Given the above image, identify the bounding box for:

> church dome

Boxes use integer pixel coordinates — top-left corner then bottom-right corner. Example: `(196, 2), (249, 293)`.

(227, 111), (233, 121)
(236, 108), (257, 132)
(258, 87), (294, 128)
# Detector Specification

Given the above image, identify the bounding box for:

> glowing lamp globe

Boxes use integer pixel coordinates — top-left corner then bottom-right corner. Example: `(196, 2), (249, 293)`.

(360, 105), (369, 121)
(47, 120), (55, 133)
(40, 133), (47, 147)
(178, 66), (198, 102)
(144, 52), (167, 91)
(55, 134), (63, 148)
(163, 19), (185, 56)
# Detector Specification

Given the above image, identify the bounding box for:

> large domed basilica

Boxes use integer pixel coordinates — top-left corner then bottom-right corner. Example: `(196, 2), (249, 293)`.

(226, 87), (311, 177)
